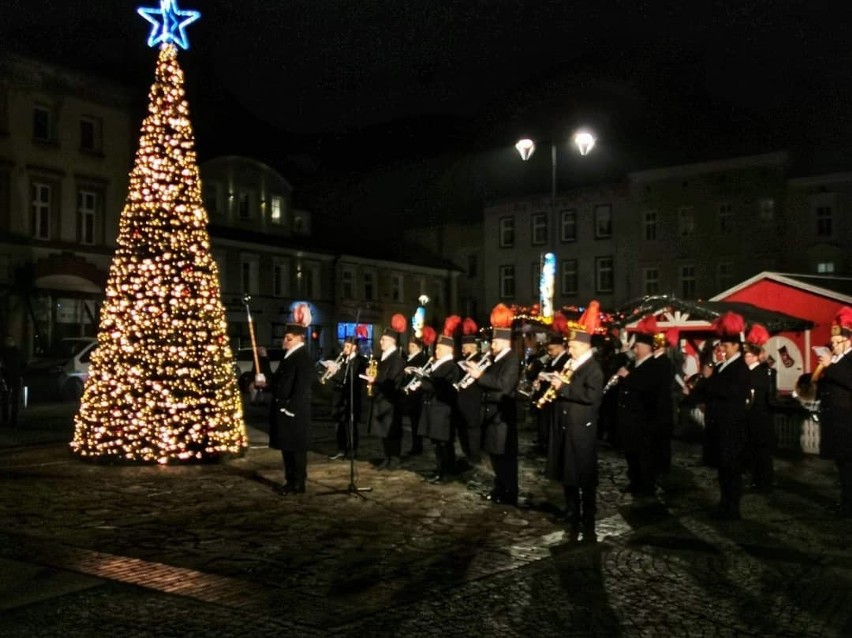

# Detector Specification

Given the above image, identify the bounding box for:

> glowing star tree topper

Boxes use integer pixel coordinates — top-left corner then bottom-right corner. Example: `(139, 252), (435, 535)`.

(138, 0), (201, 50)
(71, 21), (246, 464)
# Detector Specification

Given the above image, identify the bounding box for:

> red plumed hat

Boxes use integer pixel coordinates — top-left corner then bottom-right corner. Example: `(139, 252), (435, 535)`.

(443, 315), (462, 337)
(634, 314), (658, 347)
(552, 313), (568, 335)
(461, 317), (479, 345)
(383, 313), (407, 342)
(490, 303), (514, 340)
(833, 306), (852, 337)
(665, 328), (680, 349)
(567, 300), (600, 344)
(421, 326), (437, 347)
(713, 311), (746, 343)
(745, 323), (770, 347)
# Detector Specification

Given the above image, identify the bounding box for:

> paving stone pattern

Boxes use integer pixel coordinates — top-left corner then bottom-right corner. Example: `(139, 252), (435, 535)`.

(0, 401), (850, 636)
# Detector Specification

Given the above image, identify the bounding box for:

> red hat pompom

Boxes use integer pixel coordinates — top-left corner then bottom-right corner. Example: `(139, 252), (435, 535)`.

(390, 313), (407, 333)
(422, 326), (437, 346)
(577, 300), (601, 333)
(462, 317), (478, 335)
(490, 303), (514, 329)
(713, 311), (746, 340)
(746, 323), (770, 347)
(443, 315), (462, 337)
(552, 313), (568, 335)
(636, 314), (658, 336)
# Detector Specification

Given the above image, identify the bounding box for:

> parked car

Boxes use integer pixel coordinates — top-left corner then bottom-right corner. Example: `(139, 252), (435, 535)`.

(233, 347), (285, 393)
(23, 337), (98, 402)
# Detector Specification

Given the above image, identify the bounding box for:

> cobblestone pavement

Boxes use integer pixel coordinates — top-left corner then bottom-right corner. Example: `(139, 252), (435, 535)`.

(0, 399), (850, 637)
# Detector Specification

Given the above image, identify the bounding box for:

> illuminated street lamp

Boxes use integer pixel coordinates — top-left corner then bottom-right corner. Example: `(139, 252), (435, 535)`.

(515, 129), (596, 321)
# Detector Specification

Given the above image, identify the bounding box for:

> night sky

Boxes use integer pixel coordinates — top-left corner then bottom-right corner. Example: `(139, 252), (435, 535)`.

(3, 1), (852, 234)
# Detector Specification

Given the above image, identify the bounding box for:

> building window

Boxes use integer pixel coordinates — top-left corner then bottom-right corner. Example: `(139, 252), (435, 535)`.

(717, 261), (734, 291)
(364, 271), (376, 301)
(678, 206), (695, 237)
(238, 191), (251, 219)
(817, 261), (835, 274)
(31, 182), (51, 240)
(273, 259), (290, 297)
(595, 256), (614, 293)
(643, 211), (657, 241)
(467, 254), (478, 278)
(531, 213), (548, 245)
(718, 202), (733, 235)
(342, 269), (355, 299)
(499, 265), (515, 299)
(79, 116), (102, 153)
(499, 216), (515, 248)
(680, 264), (696, 298)
(560, 259), (578, 296)
(816, 205), (833, 236)
(297, 263), (320, 298)
(77, 190), (97, 245)
(391, 273), (404, 302)
(202, 181), (221, 216)
(643, 268), (660, 295)
(270, 195), (284, 225)
(560, 209), (577, 242)
(759, 198), (775, 223)
(594, 205), (612, 239)
(33, 105), (53, 142)
(240, 256), (259, 295)
(293, 213), (310, 234)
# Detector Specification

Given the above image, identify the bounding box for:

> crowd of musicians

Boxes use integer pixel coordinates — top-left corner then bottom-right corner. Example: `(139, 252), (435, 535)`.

(259, 301), (852, 541)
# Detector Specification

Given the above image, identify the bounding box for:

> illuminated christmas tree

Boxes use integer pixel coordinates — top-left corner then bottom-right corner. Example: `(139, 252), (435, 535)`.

(71, 2), (247, 463)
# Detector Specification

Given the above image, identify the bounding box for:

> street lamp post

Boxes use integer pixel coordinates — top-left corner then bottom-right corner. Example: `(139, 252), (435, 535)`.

(515, 130), (596, 322)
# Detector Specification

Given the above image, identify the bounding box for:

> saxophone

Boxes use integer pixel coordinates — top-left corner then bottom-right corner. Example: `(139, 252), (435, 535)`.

(366, 356), (379, 397)
(535, 364), (574, 408)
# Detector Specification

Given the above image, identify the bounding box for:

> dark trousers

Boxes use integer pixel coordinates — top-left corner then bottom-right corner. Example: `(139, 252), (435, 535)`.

(382, 436), (402, 460)
(489, 451), (518, 501)
(335, 418), (359, 452)
(625, 445), (656, 495)
(749, 444), (774, 489)
(564, 484), (597, 531)
(1, 380), (20, 426)
(408, 402), (424, 452)
(717, 447), (744, 515)
(653, 423), (672, 473)
(837, 459), (852, 508)
(536, 408), (551, 451)
(281, 450), (307, 487)
(458, 424), (481, 463)
(432, 440), (455, 477)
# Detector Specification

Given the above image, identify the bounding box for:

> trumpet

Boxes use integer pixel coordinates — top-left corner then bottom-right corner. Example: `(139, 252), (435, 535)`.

(319, 352), (346, 384)
(366, 356), (379, 397)
(535, 365), (574, 408)
(454, 354), (492, 390)
(403, 360), (433, 394)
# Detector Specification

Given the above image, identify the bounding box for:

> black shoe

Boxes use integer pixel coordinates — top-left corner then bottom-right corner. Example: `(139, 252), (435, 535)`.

(486, 493), (517, 506)
(376, 459), (390, 471)
(426, 474), (444, 484)
(580, 528), (598, 544)
(406, 448), (423, 457)
(275, 483), (294, 495)
(291, 483), (306, 494)
(387, 457), (401, 471)
(329, 451), (346, 461)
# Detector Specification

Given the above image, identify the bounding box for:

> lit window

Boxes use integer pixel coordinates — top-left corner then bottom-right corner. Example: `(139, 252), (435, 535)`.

(817, 262), (835, 274)
(270, 195), (284, 224)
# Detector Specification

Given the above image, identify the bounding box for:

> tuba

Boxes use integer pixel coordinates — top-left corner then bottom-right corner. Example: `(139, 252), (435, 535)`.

(365, 356), (379, 397)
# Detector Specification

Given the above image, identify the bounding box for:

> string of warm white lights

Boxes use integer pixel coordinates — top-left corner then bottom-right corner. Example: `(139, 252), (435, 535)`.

(71, 43), (247, 463)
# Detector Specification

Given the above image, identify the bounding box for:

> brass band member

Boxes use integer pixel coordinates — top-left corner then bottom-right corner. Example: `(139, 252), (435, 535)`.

(616, 315), (660, 498)
(365, 314), (407, 470)
(742, 323), (778, 493)
(455, 317), (483, 466)
(328, 327), (368, 461)
(402, 332), (431, 456)
(817, 306), (852, 518)
(422, 316), (463, 483)
(546, 301), (604, 543)
(687, 312), (751, 520)
(466, 304), (520, 506)
(534, 314), (569, 454)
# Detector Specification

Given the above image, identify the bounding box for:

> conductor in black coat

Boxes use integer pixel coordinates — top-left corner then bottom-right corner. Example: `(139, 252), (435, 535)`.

(329, 337), (367, 459)
(743, 331), (779, 492)
(269, 323), (315, 495)
(467, 325), (520, 505)
(366, 328), (406, 470)
(689, 329), (751, 520)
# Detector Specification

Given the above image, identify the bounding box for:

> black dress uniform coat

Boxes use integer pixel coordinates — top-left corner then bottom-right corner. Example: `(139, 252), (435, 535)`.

(455, 352), (484, 461)
(746, 361), (778, 489)
(332, 353), (367, 425)
(269, 345), (314, 452)
(546, 354), (604, 486)
(818, 351), (852, 461)
(368, 349), (405, 438)
(535, 351), (569, 449)
(617, 355), (663, 493)
(477, 349), (520, 455)
(421, 357), (461, 442)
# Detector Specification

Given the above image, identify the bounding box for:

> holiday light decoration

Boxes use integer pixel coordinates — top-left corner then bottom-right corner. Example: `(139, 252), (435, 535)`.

(138, 0), (201, 51)
(538, 252), (556, 322)
(71, 41), (246, 463)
